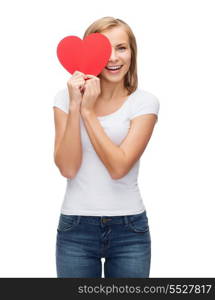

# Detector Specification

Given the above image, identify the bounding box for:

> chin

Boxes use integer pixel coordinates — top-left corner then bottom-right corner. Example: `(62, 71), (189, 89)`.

(105, 78), (124, 84)
(101, 73), (126, 83)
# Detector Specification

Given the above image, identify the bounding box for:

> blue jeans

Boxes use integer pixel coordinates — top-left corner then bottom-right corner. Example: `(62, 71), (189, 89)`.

(56, 211), (151, 278)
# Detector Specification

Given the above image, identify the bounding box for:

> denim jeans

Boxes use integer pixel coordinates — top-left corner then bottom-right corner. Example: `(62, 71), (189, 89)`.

(56, 211), (151, 278)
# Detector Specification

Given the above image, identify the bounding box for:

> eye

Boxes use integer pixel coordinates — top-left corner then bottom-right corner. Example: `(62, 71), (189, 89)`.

(118, 47), (126, 51)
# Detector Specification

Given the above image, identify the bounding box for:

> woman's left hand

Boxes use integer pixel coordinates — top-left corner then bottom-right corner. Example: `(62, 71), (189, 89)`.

(80, 74), (101, 114)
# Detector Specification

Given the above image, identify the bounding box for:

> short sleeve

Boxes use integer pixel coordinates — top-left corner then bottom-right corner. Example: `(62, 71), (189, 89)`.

(130, 89), (160, 123)
(53, 88), (69, 114)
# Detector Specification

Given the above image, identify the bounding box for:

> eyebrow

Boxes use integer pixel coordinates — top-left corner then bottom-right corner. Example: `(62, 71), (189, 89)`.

(115, 43), (127, 47)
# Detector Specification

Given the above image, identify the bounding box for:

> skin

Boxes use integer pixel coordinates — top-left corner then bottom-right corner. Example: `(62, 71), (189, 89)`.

(79, 26), (132, 114)
(57, 26), (157, 179)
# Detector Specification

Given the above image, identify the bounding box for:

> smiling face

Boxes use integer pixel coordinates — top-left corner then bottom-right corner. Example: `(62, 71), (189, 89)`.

(99, 26), (131, 84)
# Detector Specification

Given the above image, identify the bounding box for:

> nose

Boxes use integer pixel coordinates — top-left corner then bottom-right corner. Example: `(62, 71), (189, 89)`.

(109, 47), (118, 62)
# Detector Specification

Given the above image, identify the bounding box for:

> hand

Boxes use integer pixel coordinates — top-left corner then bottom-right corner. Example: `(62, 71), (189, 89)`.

(67, 71), (86, 106)
(80, 75), (101, 114)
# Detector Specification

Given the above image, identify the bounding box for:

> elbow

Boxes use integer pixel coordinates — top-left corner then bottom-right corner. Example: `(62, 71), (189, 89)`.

(54, 158), (80, 179)
(60, 169), (76, 179)
(55, 161), (78, 179)
(110, 169), (125, 180)
(111, 165), (131, 180)
(111, 174), (120, 180)
(111, 152), (128, 179)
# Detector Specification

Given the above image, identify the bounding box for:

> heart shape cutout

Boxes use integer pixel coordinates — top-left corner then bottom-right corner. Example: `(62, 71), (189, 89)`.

(56, 33), (112, 76)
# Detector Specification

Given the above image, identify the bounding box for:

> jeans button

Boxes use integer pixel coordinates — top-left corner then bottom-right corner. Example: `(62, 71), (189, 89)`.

(102, 218), (112, 223)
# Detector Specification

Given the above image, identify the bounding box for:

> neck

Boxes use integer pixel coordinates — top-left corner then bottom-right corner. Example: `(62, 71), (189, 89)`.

(99, 78), (128, 102)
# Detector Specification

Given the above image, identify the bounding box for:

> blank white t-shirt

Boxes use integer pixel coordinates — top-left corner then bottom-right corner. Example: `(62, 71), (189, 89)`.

(53, 87), (160, 216)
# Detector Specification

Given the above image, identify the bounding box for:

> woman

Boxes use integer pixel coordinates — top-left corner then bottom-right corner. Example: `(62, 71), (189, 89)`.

(53, 16), (160, 278)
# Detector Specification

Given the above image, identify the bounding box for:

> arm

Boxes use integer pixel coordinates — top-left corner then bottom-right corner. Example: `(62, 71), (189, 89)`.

(54, 103), (82, 179)
(81, 111), (157, 179)
(81, 110), (126, 179)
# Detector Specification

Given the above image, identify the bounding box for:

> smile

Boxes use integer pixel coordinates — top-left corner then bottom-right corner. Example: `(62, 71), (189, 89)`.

(105, 65), (123, 73)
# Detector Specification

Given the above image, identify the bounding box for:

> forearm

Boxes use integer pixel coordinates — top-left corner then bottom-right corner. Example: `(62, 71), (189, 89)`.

(55, 103), (82, 178)
(81, 110), (126, 179)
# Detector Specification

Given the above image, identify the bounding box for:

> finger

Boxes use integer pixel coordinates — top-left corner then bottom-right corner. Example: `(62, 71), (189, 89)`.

(84, 74), (98, 80)
(80, 86), (85, 93)
(73, 71), (86, 79)
(86, 79), (97, 92)
(87, 82), (93, 95)
(74, 81), (85, 91)
(73, 70), (85, 76)
(73, 78), (85, 85)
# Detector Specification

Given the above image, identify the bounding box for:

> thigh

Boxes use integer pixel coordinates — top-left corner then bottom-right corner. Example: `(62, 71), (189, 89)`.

(56, 214), (102, 278)
(104, 212), (151, 278)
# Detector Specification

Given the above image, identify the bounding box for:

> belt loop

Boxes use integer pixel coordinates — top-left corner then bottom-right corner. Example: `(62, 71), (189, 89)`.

(124, 215), (128, 225)
(76, 215), (81, 224)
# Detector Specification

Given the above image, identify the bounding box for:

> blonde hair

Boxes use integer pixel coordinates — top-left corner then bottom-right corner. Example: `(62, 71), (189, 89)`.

(83, 16), (138, 95)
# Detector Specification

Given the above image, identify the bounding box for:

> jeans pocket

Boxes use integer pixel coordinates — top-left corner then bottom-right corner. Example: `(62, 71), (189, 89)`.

(127, 213), (149, 233)
(57, 214), (79, 233)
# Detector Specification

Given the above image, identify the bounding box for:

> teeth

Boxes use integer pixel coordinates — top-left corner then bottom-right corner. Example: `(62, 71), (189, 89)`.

(106, 65), (122, 70)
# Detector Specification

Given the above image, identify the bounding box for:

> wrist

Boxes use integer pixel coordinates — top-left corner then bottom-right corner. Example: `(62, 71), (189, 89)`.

(69, 103), (81, 114)
(80, 108), (95, 118)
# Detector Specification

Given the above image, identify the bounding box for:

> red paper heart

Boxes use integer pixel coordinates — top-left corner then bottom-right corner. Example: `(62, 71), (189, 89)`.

(56, 33), (112, 76)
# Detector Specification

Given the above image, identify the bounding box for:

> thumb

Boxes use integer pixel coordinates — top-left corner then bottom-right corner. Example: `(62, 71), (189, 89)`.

(84, 74), (96, 80)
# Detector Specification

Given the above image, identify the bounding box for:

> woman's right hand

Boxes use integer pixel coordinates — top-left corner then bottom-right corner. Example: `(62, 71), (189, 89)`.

(67, 71), (86, 106)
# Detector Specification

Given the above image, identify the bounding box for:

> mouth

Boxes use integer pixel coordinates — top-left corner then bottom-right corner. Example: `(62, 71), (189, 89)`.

(105, 65), (123, 73)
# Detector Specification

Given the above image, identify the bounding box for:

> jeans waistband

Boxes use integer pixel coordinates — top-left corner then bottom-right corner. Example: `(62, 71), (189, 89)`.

(60, 211), (147, 225)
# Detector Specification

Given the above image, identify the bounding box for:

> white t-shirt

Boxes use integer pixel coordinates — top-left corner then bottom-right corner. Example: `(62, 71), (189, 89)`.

(53, 87), (160, 216)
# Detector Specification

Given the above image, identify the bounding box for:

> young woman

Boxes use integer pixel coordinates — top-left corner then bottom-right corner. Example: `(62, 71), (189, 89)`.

(53, 16), (160, 278)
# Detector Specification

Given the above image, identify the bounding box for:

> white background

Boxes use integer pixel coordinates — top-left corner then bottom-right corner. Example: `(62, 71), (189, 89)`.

(0, 0), (214, 277)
